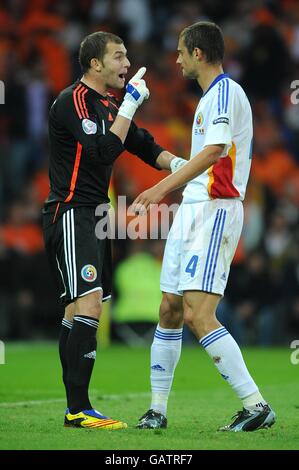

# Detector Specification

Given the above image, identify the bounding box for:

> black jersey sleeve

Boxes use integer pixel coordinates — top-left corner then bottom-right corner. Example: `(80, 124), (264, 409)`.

(54, 92), (125, 165)
(124, 121), (164, 169)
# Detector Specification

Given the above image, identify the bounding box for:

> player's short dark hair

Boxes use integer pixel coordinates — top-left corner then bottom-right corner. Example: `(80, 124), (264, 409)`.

(79, 31), (123, 73)
(180, 21), (224, 64)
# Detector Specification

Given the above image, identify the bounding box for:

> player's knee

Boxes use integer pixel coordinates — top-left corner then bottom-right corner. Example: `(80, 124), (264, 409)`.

(159, 293), (183, 328)
(183, 306), (205, 331)
(86, 303), (102, 319)
(64, 302), (75, 321)
(75, 291), (103, 319)
(183, 306), (217, 337)
(183, 306), (196, 330)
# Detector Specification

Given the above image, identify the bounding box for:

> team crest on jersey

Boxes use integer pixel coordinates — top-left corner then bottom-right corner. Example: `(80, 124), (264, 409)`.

(82, 118), (97, 134)
(195, 112), (204, 135)
(196, 112), (204, 127)
(81, 265), (97, 282)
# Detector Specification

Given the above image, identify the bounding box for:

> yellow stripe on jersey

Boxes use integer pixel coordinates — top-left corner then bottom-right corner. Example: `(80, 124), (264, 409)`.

(228, 141), (236, 178)
(207, 165), (215, 198)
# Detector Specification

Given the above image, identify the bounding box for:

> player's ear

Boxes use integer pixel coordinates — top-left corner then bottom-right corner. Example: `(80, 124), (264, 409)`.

(90, 58), (102, 72)
(193, 47), (203, 62)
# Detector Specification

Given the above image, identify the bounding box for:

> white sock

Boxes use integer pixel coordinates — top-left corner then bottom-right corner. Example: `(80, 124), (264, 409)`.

(150, 324), (183, 416)
(242, 390), (267, 411)
(200, 326), (262, 402)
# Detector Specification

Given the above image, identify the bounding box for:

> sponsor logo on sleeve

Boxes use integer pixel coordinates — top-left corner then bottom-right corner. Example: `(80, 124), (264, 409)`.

(213, 116), (229, 125)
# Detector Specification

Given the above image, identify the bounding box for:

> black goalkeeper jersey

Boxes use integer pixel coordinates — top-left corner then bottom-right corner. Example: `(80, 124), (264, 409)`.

(45, 80), (164, 212)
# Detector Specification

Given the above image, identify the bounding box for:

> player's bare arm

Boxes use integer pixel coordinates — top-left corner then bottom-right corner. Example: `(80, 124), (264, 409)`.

(155, 151), (183, 170)
(132, 144), (224, 212)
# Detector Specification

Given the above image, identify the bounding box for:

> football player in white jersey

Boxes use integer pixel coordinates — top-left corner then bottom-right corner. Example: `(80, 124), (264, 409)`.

(134, 21), (276, 432)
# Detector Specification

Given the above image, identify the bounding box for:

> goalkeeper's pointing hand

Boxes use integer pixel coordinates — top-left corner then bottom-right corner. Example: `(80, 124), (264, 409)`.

(118, 67), (150, 120)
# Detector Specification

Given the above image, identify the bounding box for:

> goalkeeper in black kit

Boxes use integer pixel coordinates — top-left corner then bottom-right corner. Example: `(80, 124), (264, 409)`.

(43, 31), (178, 429)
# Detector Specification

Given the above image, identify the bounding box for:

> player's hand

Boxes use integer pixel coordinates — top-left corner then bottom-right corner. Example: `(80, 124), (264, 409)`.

(118, 67), (150, 120)
(131, 185), (164, 215)
(125, 67), (150, 106)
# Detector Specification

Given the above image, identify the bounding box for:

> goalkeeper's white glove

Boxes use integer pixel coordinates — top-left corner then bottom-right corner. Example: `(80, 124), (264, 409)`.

(170, 157), (187, 173)
(118, 67), (149, 120)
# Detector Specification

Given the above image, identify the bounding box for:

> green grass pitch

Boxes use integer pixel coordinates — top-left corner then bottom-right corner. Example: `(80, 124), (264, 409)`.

(0, 343), (298, 450)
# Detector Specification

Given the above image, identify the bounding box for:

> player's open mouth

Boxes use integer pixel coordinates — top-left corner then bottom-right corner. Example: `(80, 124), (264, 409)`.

(119, 74), (125, 81)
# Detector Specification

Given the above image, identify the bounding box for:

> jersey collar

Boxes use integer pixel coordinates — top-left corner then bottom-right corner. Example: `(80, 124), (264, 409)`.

(78, 80), (107, 99)
(202, 73), (229, 97)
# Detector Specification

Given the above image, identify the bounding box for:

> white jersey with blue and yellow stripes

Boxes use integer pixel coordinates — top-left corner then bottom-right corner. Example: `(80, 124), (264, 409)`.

(182, 73), (253, 203)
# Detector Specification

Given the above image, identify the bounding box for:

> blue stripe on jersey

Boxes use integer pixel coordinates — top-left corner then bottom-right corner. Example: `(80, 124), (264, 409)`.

(225, 78), (229, 113)
(222, 80), (225, 114)
(202, 73), (229, 98)
(216, 78), (230, 115)
(209, 210), (227, 291)
(202, 209), (221, 291)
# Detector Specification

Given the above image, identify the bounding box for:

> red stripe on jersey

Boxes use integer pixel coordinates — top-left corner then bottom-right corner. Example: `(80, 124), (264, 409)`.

(77, 86), (87, 118)
(64, 142), (83, 203)
(81, 88), (89, 118)
(208, 143), (240, 198)
(108, 112), (113, 121)
(73, 84), (83, 119)
(100, 99), (109, 107)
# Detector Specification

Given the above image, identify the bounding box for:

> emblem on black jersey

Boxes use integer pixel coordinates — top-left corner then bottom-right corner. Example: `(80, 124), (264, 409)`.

(82, 118), (97, 134)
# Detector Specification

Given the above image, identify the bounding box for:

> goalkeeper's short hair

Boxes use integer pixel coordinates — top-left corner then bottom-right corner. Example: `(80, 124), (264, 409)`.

(79, 31), (123, 73)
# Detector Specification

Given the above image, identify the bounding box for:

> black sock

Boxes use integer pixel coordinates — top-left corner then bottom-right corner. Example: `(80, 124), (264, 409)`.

(58, 319), (73, 408)
(66, 315), (99, 414)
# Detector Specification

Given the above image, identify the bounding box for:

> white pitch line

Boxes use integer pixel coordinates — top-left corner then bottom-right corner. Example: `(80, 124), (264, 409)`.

(0, 392), (151, 408)
(0, 398), (65, 408)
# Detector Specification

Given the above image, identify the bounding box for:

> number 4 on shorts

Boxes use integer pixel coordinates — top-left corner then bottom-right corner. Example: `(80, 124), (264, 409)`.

(185, 255), (199, 278)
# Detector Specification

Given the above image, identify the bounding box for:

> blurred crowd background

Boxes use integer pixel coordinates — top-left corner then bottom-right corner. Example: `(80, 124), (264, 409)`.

(0, 0), (299, 345)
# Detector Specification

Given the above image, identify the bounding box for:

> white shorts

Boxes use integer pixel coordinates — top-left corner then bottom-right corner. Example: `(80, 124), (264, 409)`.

(160, 199), (243, 296)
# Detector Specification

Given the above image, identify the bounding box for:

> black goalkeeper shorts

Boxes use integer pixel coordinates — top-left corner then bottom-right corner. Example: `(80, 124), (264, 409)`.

(43, 205), (112, 306)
